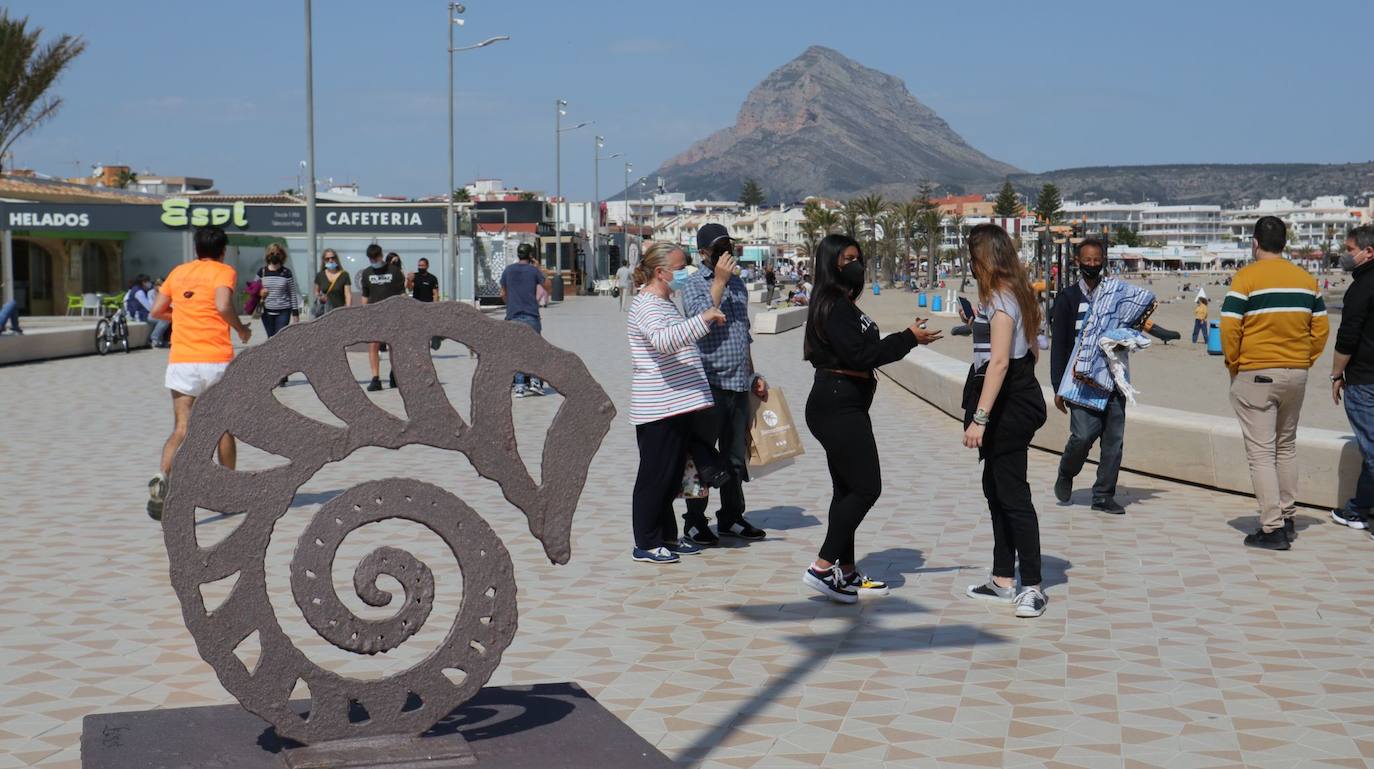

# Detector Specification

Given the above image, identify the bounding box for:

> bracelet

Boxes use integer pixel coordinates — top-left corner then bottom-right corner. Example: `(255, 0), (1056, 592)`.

(972, 408), (990, 425)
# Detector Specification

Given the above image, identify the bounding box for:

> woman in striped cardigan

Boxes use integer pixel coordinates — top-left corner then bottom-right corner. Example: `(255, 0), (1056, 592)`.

(626, 242), (726, 564)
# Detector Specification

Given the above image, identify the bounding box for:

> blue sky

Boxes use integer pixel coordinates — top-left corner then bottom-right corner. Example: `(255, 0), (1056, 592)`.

(6, 0), (1371, 199)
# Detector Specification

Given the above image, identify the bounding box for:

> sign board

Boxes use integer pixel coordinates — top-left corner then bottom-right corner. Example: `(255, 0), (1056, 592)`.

(0, 200), (448, 235)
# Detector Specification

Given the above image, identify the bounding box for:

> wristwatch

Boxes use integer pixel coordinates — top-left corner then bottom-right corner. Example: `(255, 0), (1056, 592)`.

(1331, 373), (1344, 383)
(972, 408), (990, 425)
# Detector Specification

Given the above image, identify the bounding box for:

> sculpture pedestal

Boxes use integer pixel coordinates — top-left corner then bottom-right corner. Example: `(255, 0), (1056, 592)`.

(82, 683), (674, 769)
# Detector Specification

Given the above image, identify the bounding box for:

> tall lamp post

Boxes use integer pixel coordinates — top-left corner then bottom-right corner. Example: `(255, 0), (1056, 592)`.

(447, 4), (508, 301)
(594, 136), (622, 282)
(623, 162), (633, 236)
(304, 0), (317, 283)
(553, 99), (588, 301)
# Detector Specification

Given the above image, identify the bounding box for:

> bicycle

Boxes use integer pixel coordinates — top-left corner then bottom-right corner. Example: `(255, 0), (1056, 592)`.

(95, 306), (130, 355)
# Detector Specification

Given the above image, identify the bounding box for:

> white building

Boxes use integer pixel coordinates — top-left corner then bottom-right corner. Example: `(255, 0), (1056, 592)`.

(1061, 199), (1153, 233)
(654, 205), (808, 249)
(1137, 205), (1224, 246)
(1223, 196), (1366, 250)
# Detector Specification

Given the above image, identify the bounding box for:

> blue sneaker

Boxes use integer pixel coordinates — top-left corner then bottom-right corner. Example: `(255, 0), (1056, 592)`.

(664, 540), (701, 556)
(632, 546), (680, 564)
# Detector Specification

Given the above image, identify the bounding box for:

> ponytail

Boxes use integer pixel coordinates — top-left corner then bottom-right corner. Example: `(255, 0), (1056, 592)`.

(634, 241), (682, 287)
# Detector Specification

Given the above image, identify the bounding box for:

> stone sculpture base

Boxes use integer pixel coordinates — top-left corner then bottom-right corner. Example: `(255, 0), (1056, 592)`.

(81, 683), (673, 769)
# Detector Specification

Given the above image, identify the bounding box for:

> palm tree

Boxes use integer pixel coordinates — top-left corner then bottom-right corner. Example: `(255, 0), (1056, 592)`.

(0, 12), (86, 172)
(813, 207), (839, 236)
(877, 210), (903, 286)
(949, 212), (969, 290)
(856, 194), (887, 283)
(896, 200), (922, 286)
(918, 204), (945, 286)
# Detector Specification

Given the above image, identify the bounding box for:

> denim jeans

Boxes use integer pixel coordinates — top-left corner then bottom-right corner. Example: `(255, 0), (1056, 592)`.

(1191, 318), (1207, 343)
(150, 319), (171, 346)
(1343, 383), (1374, 515)
(508, 314), (542, 387)
(1058, 392), (1126, 503)
(0, 299), (19, 332)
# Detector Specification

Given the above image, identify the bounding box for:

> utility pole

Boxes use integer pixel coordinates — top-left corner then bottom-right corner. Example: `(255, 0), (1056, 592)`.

(303, 0), (318, 283)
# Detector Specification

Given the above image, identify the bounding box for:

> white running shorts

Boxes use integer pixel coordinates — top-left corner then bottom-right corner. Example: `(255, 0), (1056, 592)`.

(165, 362), (230, 397)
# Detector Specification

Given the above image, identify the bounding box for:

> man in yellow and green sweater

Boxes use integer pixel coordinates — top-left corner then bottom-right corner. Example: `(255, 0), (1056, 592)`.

(1221, 215), (1329, 550)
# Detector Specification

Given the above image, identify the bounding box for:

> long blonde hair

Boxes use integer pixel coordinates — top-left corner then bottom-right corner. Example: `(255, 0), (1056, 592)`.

(265, 242), (288, 265)
(968, 223), (1041, 347)
(633, 241), (683, 287)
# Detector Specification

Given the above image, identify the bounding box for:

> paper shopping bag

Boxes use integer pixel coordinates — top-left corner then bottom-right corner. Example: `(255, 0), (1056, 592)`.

(748, 386), (804, 474)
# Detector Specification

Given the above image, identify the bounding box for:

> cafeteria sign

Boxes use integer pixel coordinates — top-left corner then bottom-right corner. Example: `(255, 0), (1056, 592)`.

(161, 198), (248, 228)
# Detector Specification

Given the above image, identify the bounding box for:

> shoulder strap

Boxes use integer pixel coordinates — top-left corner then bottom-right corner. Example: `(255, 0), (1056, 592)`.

(324, 270), (342, 294)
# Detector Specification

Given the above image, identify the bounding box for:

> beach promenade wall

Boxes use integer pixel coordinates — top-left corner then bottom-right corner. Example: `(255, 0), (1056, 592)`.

(881, 347), (1361, 511)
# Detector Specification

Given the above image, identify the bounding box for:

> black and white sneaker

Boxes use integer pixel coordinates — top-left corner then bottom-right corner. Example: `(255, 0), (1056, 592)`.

(663, 540), (701, 556)
(632, 546), (680, 564)
(802, 565), (857, 604)
(1014, 587), (1047, 618)
(719, 520), (766, 540)
(843, 571), (890, 597)
(966, 579), (1015, 603)
(146, 473), (167, 521)
(1331, 507), (1368, 530)
(683, 522), (719, 546)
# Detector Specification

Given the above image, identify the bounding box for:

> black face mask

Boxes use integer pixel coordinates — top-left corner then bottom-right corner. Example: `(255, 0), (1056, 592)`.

(417, 267), (427, 274)
(1079, 263), (1104, 280)
(839, 260), (866, 288)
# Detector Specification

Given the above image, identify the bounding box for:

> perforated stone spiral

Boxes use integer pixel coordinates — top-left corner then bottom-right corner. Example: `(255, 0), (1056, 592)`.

(160, 298), (615, 744)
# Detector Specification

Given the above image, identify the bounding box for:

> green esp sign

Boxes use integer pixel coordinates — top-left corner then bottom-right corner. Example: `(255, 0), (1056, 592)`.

(161, 198), (249, 228)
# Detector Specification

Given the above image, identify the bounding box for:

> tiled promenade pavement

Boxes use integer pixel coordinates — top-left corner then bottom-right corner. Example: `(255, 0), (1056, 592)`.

(2, 296), (1372, 769)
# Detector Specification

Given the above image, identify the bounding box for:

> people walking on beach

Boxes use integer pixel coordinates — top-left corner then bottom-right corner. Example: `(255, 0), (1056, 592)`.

(314, 249), (352, 314)
(146, 226), (252, 520)
(616, 261), (634, 312)
(1329, 225), (1374, 535)
(801, 234), (942, 603)
(1192, 297), (1210, 344)
(360, 243), (405, 391)
(679, 224), (770, 545)
(501, 243), (552, 397)
(626, 241), (727, 564)
(1221, 216), (1329, 550)
(1051, 238), (1145, 516)
(961, 223), (1049, 618)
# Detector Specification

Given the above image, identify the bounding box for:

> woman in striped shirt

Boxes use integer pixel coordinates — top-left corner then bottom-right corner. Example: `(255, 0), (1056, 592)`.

(627, 242), (726, 564)
(256, 243), (302, 386)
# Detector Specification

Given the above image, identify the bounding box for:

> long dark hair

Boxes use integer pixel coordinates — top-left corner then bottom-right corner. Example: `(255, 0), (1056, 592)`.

(804, 233), (863, 361)
(967, 223), (1040, 348)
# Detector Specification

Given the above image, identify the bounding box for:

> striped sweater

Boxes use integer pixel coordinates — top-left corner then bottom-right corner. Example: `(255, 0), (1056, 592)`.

(626, 292), (714, 425)
(257, 265), (302, 315)
(1220, 257), (1329, 375)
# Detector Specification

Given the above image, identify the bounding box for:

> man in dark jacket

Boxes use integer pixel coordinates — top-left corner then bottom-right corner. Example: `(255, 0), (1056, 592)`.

(1050, 238), (1128, 515)
(1330, 224), (1374, 534)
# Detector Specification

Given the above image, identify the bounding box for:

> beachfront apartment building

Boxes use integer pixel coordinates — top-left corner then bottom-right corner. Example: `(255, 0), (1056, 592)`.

(1223, 196), (1366, 250)
(1060, 200), (1225, 245)
(652, 204), (808, 249)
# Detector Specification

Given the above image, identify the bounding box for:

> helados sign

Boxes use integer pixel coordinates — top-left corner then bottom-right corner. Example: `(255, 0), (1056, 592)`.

(161, 198), (248, 228)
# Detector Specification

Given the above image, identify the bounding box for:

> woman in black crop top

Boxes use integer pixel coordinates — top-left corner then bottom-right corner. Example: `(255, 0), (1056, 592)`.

(800, 234), (943, 603)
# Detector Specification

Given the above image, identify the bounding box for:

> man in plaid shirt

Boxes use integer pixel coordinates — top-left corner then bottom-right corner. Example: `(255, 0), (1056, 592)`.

(680, 223), (770, 544)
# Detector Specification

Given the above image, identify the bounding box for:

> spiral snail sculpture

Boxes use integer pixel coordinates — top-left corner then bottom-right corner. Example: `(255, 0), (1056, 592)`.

(161, 297), (615, 745)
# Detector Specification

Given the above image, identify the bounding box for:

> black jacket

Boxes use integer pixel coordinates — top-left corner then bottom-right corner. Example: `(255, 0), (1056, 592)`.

(1049, 282), (1088, 391)
(805, 297), (916, 372)
(1337, 260), (1374, 386)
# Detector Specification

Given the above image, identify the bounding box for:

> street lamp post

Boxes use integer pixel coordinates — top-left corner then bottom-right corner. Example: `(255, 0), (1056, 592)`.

(594, 136), (622, 283)
(553, 100), (588, 301)
(447, 5), (508, 302)
(304, 0), (317, 283)
(623, 162), (632, 237)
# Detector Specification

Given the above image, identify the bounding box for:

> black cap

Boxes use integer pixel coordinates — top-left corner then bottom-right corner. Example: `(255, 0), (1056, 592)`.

(696, 223), (732, 253)
(516, 243), (534, 260)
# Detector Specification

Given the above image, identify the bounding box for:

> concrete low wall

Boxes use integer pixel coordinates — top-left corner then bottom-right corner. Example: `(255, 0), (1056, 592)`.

(0, 321), (151, 365)
(753, 307), (807, 335)
(880, 347), (1360, 510)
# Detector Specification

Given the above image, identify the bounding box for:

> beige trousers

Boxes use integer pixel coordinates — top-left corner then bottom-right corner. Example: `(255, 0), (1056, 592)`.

(1229, 368), (1308, 532)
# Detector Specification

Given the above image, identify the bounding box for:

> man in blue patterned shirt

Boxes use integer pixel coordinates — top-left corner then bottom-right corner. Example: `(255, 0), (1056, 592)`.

(680, 223), (770, 544)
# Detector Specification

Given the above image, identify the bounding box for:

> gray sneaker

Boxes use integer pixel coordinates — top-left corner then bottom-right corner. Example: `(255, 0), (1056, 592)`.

(966, 578), (1015, 603)
(1015, 587), (1047, 618)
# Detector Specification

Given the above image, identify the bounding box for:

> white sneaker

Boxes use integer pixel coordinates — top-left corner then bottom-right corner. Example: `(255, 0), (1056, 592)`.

(966, 579), (1016, 603)
(802, 565), (858, 604)
(513, 384), (528, 399)
(1014, 587), (1047, 618)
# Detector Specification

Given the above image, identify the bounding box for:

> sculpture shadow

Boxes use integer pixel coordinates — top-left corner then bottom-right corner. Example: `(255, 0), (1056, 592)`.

(856, 547), (972, 590)
(253, 683), (583, 754)
(681, 595), (1006, 765)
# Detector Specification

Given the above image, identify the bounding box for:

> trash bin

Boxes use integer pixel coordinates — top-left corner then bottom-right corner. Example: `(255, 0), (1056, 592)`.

(1207, 321), (1222, 355)
(917, 292), (927, 308)
(932, 295), (943, 313)
(551, 273), (565, 303)
(872, 281), (881, 296)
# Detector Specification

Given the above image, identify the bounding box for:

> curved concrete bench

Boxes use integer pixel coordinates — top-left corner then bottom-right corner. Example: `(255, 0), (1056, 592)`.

(879, 347), (1360, 510)
(752, 307), (807, 335)
(0, 321), (151, 365)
